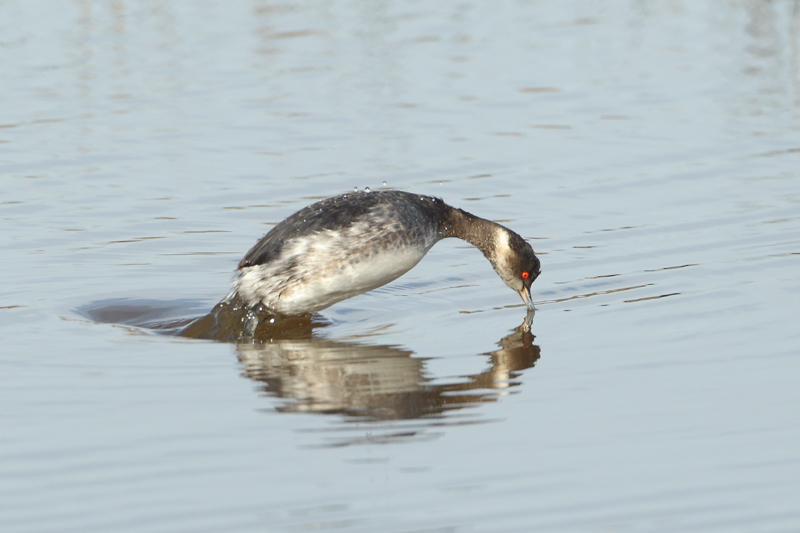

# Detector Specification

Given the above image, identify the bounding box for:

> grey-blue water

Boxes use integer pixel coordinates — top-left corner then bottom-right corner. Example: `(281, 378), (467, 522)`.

(2, 1), (800, 531)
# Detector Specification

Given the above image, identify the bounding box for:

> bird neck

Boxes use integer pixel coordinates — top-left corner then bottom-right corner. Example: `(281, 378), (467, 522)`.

(441, 206), (502, 263)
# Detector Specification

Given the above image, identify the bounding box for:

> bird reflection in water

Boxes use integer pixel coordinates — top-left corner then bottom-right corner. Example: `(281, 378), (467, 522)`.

(80, 297), (540, 442)
(175, 295), (541, 422)
(235, 316), (539, 422)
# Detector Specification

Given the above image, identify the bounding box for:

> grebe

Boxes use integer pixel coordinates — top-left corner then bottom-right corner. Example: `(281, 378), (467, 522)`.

(229, 190), (541, 316)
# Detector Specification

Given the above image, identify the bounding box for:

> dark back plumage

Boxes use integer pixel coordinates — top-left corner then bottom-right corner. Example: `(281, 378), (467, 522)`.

(238, 191), (449, 269)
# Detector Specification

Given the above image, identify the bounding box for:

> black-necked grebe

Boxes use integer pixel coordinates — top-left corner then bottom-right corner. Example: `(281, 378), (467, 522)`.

(229, 190), (541, 316)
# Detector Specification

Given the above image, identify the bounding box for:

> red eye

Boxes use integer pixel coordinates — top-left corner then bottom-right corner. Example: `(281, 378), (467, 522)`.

(521, 271), (530, 279)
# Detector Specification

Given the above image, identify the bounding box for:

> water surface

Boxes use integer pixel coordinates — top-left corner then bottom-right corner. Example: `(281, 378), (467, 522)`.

(2, 1), (800, 531)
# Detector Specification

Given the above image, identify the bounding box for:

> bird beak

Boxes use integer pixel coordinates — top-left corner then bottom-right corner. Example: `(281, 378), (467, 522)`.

(519, 286), (534, 311)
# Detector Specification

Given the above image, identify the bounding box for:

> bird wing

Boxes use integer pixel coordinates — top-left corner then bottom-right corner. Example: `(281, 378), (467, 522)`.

(238, 193), (384, 269)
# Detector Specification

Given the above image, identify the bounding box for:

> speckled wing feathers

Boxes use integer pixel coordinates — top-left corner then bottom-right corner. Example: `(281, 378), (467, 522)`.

(238, 191), (448, 270)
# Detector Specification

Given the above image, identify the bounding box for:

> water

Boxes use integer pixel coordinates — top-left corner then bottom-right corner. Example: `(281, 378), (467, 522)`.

(2, 0), (800, 531)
